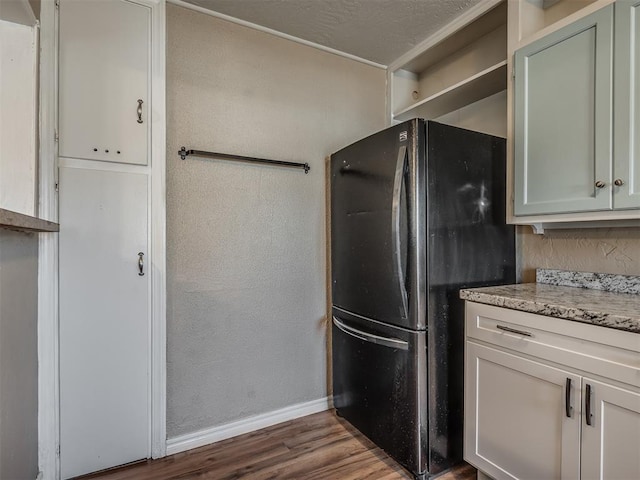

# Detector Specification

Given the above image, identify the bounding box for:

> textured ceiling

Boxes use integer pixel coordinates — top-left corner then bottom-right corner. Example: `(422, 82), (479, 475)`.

(181, 0), (485, 66)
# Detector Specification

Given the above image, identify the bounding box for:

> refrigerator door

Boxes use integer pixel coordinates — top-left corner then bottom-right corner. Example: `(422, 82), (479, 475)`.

(332, 307), (428, 479)
(330, 119), (425, 330)
(424, 122), (516, 473)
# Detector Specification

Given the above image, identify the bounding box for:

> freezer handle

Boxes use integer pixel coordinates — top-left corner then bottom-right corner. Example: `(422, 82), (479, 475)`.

(332, 316), (409, 351)
(392, 145), (409, 319)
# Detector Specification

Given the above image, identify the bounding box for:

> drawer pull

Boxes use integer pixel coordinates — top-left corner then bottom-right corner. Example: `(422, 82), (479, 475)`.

(496, 324), (533, 337)
(585, 383), (593, 426)
(565, 378), (573, 418)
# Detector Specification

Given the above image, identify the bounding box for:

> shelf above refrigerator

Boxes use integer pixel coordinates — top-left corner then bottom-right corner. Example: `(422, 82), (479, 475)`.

(389, 0), (507, 123)
(393, 61), (507, 122)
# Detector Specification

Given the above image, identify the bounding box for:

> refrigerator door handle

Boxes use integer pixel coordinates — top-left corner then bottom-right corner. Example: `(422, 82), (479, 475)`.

(333, 316), (409, 351)
(392, 146), (409, 319)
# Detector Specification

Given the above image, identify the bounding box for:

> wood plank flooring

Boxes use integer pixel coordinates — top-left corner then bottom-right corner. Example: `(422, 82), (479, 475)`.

(80, 410), (476, 480)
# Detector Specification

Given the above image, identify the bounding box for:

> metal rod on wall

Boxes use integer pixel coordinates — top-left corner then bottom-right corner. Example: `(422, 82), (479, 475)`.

(178, 147), (310, 174)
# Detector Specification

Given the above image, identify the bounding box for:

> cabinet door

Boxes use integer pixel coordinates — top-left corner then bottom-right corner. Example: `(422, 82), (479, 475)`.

(59, 0), (150, 165)
(613, 0), (640, 209)
(465, 342), (581, 480)
(581, 378), (640, 480)
(59, 166), (150, 477)
(514, 6), (613, 215)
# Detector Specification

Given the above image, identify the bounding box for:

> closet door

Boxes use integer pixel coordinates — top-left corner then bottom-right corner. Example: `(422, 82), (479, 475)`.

(58, 0), (150, 165)
(59, 166), (149, 479)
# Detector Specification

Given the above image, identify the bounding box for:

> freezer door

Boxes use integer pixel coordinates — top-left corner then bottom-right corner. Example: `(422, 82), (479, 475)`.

(330, 120), (424, 329)
(332, 309), (428, 478)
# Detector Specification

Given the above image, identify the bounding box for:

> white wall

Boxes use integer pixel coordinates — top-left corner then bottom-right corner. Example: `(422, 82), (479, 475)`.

(0, 229), (39, 480)
(166, 3), (386, 438)
(0, 19), (38, 216)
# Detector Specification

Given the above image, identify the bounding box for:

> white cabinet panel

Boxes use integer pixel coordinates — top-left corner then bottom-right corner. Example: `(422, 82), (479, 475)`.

(59, 166), (149, 478)
(581, 378), (640, 480)
(613, 0), (640, 209)
(58, 0), (150, 165)
(465, 342), (581, 480)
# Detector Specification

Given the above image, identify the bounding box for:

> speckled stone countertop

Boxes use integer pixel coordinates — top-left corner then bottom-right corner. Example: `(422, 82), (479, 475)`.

(460, 282), (640, 334)
(0, 208), (59, 233)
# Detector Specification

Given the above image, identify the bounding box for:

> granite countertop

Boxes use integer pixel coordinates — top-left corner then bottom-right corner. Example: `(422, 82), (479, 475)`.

(460, 270), (640, 334)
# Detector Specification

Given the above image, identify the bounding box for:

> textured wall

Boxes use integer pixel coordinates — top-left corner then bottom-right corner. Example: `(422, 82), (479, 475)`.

(436, 91), (507, 139)
(166, 4), (386, 437)
(519, 226), (640, 282)
(0, 229), (39, 479)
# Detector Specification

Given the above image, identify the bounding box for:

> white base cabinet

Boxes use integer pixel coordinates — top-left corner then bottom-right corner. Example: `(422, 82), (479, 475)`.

(464, 302), (640, 480)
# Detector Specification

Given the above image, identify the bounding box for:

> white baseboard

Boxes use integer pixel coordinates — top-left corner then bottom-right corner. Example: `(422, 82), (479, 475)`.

(166, 396), (332, 456)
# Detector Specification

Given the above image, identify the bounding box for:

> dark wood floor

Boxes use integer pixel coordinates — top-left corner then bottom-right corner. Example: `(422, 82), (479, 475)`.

(80, 410), (475, 480)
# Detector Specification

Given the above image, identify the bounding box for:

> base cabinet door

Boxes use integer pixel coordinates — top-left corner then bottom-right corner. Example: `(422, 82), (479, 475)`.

(581, 379), (640, 480)
(465, 342), (581, 480)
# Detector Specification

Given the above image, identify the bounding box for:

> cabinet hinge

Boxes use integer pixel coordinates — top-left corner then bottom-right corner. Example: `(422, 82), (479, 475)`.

(54, 130), (59, 143)
(55, 0), (59, 9)
(512, 67), (515, 81)
(56, 444), (60, 458)
(55, 182), (59, 192)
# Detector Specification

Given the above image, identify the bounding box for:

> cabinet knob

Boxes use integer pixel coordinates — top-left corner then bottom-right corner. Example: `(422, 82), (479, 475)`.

(614, 178), (625, 186)
(595, 180), (606, 189)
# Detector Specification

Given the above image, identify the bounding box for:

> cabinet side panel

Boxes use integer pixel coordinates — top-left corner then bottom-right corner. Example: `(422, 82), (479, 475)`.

(613, 1), (640, 209)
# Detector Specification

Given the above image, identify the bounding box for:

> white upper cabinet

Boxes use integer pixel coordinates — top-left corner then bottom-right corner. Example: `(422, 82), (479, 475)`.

(510, 0), (640, 224)
(58, 0), (150, 166)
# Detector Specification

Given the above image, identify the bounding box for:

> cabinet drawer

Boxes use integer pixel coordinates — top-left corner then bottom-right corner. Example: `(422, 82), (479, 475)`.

(465, 302), (640, 388)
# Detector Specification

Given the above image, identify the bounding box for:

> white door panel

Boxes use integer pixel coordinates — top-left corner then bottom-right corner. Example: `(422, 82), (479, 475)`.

(465, 342), (581, 480)
(581, 378), (640, 480)
(58, 0), (150, 165)
(59, 166), (149, 478)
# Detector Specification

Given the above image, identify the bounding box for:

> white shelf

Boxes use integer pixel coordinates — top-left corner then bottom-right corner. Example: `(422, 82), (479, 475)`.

(0, 208), (59, 233)
(393, 61), (507, 122)
(388, 0), (507, 126)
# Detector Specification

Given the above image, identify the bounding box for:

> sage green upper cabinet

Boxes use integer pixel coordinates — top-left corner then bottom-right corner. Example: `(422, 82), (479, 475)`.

(514, 5), (614, 216)
(613, 0), (640, 209)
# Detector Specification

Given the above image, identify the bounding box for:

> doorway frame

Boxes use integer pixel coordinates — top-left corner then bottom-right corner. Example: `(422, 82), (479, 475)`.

(37, 1), (167, 478)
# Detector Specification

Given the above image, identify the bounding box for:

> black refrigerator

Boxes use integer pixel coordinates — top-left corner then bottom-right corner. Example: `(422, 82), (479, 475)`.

(330, 119), (515, 479)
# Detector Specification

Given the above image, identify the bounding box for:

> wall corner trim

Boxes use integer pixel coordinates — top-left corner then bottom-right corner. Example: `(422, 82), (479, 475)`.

(165, 397), (332, 456)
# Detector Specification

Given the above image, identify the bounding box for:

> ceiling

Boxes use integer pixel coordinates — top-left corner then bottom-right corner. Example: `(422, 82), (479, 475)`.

(181, 0), (485, 66)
